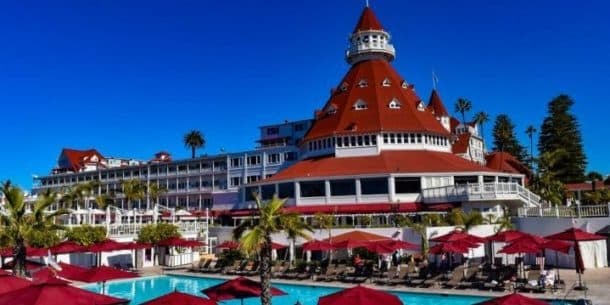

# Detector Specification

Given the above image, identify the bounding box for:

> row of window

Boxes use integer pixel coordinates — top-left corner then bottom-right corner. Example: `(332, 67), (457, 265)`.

(381, 133), (449, 146)
(325, 98), (403, 115)
(229, 152), (296, 169)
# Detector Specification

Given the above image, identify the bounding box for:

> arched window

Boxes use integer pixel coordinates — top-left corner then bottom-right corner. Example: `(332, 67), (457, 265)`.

(358, 79), (368, 88)
(340, 82), (349, 92)
(325, 104), (337, 115)
(417, 101), (425, 111)
(382, 78), (391, 87)
(401, 80), (408, 89)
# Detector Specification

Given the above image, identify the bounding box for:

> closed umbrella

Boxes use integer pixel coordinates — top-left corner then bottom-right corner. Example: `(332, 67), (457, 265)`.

(318, 285), (403, 305)
(473, 293), (550, 305)
(141, 291), (217, 305)
(202, 276), (286, 305)
(0, 276), (128, 305)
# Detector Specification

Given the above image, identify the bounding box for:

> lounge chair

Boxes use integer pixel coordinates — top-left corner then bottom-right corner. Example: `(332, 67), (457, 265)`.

(457, 266), (481, 289)
(388, 264), (411, 286)
(189, 259), (211, 272)
(327, 264), (348, 282)
(236, 261), (257, 276)
(244, 261), (260, 276)
(373, 266), (397, 285)
(202, 260), (222, 273)
(272, 262), (289, 278)
(442, 266), (467, 288)
(224, 260), (246, 275)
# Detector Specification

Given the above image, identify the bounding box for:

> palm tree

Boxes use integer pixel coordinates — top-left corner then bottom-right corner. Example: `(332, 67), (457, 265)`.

(405, 216), (433, 262)
(121, 179), (146, 210)
(525, 125), (537, 169)
(61, 181), (100, 210)
(184, 130), (206, 158)
(461, 211), (484, 231)
(93, 194), (115, 209)
(281, 213), (312, 266)
(0, 182), (67, 277)
(313, 212), (334, 265)
(529, 149), (567, 205)
(235, 196), (311, 305)
(473, 111), (489, 151)
(147, 182), (167, 210)
(455, 98), (473, 159)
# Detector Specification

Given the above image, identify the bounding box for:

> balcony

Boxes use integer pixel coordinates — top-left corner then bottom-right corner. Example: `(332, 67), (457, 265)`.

(518, 204), (609, 218)
(421, 182), (541, 208)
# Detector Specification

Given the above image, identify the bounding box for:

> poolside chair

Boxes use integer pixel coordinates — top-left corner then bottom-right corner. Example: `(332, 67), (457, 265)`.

(388, 264), (410, 286)
(315, 264), (335, 281)
(223, 260), (246, 275)
(327, 264), (348, 282)
(519, 269), (545, 293)
(244, 261), (260, 276)
(442, 265), (467, 289)
(457, 266), (481, 289)
(406, 263), (427, 287)
(190, 259), (211, 272)
(373, 266), (397, 285)
(272, 262), (289, 278)
(202, 260), (222, 273)
(236, 261), (256, 276)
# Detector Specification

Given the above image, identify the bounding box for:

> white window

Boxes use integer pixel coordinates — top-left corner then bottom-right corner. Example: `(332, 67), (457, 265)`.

(353, 99), (368, 110)
(388, 98), (401, 109)
(401, 81), (408, 88)
(417, 101), (425, 111)
(382, 78), (391, 87)
(267, 153), (280, 164)
(247, 155), (261, 166)
(326, 104), (337, 115)
(231, 177), (241, 187)
(340, 82), (349, 91)
(231, 158), (242, 168)
(358, 79), (368, 88)
(247, 175), (260, 183)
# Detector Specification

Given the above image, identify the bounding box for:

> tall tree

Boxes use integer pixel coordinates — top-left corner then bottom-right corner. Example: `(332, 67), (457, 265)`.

(525, 125), (537, 170)
(235, 196), (310, 305)
(538, 95), (587, 183)
(184, 130), (206, 158)
(455, 98), (473, 160)
(313, 213), (334, 265)
(492, 114), (528, 162)
(121, 179), (146, 210)
(473, 111), (489, 149)
(0, 183), (67, 277)
(528, 149), (567, 205)
(280, 213), (312, 266)
(147, 182), (167, 210)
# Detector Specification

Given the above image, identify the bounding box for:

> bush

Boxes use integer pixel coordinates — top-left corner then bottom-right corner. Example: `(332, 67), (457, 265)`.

(65, 225), (107, 246)
(137, 223), (180, 244)
(217, 249), (244, 268)
(27, 229), (61, 248)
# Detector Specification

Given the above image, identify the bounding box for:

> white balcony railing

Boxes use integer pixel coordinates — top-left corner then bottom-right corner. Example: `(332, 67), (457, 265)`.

(421, 182), (541, 208)
(518, 204), (610, 218)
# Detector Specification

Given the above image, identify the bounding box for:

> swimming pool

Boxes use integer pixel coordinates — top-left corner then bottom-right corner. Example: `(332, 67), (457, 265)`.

(82, 275), (572, 305)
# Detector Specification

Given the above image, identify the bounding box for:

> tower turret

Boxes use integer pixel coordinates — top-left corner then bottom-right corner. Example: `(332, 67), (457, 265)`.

(346, 7), (395, 65)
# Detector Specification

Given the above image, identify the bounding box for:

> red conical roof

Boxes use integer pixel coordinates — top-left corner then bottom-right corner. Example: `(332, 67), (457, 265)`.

(304, 60), (448, 141)
(427, 89), (449, 116)
(353, 7), (384, 33)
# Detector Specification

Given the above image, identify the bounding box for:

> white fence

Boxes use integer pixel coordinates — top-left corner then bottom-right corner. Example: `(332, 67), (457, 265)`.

(517, 203), (610, 218)
(421, 182), (541, 207)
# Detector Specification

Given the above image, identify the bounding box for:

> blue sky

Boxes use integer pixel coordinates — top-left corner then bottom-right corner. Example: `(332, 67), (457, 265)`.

(1, 0), (609, 190)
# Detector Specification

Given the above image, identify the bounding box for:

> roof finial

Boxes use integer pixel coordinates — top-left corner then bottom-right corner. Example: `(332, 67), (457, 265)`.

(365, 0), (369, 7)
(432, 70), (439, 90)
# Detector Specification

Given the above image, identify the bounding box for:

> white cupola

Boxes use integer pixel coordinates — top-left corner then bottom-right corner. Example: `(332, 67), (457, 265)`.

(346, 6), (396, 65)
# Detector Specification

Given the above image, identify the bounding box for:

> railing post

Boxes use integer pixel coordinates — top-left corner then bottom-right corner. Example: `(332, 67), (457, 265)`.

(577, 204), (581, 218)
(554, 205), (559, 218)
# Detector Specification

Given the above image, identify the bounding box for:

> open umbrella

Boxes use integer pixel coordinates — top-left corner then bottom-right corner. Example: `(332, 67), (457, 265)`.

(473, 293), (550, 305)
(430, 230), (486, 244)
(88, 239), (132, 252)
(318, 285), (403, 305)
(71, 265), (138, 283)
(32, 262), (89, 282)
(0, 270), (32, 294)
(216, 240), (240, 250)
(301, 240), (334, 251)
(0, 246), (48, 257)
(331, 239), (369, 250)
(324, 230), (389, 243)
(377, 239), (418, 251)
(141, 291), (218, 305)
(202, 276), (286, 305)
(428, 241), (470, 255)
(0, 276), (128, 305)
(49, 241), (87, 255)
(364, 242), (396, 254)
(486, 230), (527, 243)
(545, 228), (606, 289)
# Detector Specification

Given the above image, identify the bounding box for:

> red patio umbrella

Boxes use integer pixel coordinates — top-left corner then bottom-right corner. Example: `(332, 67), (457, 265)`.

(127, 242), (153, 250)
(364, 242), (396, 254)
(428, 241), (470, 255)
(486, 230), (527, 243)
(32, 262), (89, 282)
(141, 291), (218, 305)
(301, 240), (334, 251)
(0, 270), (32, 294)
(473, 292), (550, 305)
(158, 237), (205, 248)
(377, 239), (418, 251)
(545, 228), (606, 288)
(88, 239), (132, 252)
(0, 276), (129, 305)
(324, 230), (390, 243)
(430, 230), (486, 244)
(49, 241), (87, 255)
(0, 246), (48, 257)
(71, 265), (138, 283)
(216, 240), (240, 250)
(331, 239), (370, 250)
(318, 285), (403, 305)
(202, 276), (286, 305)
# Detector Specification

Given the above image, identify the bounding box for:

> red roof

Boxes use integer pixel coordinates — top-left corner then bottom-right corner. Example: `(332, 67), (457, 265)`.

(449, 117), (461, 133)
(352, 7), (384, 33)
(304, 60), (449, 141)
(426, 90), (449, 117)
(265, 150), (495, 182)
(59, 148), (104, 172)
(485, 151), (530, 175)
(566, 181), (607, 191)
(452, 133), (471, 154)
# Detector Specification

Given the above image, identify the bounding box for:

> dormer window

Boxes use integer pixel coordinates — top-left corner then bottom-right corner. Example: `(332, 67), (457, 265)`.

(340, 82), (349, 92)
(353, 99), (368, 110)
(401, 80), (408, 88)
(388, 98), (401, 109)
(417, 101), (425, 111)
(325, 104), (337, 115)
(382, 78), (391, 87)
(358, 79), (368, 88)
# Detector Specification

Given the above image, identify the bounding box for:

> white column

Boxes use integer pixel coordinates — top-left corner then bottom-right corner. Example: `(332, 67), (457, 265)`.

(324, 180), (331, 203)
(355, 179), (362, 203)
(388, 176), (396, 202)
(294, 182), (301, 205)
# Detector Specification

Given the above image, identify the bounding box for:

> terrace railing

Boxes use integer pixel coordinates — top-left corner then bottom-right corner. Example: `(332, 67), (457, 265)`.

(517, 203), (610, 218)
(421, 182), (541, 207)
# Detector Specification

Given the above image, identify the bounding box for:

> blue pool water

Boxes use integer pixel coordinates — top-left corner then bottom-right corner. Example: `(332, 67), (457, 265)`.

(82, 275), (572, 305)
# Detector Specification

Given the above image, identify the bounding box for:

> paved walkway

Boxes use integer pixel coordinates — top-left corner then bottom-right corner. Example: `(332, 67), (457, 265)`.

(157, 267), (610, 304)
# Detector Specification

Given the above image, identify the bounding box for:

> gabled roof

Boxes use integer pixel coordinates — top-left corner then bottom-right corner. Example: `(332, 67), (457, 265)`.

(304, 60), (449, 141)
(485, 151), (530, 175)
(452, 133), (471, 154)
(264, 150), (497, 182)
(353, 7), (384, 33)
(427, 90), (449, 117)
(59, 148), (104, 172)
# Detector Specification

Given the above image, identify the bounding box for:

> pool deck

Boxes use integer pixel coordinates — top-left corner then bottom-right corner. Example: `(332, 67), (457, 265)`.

(150, 267), (610, 305)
